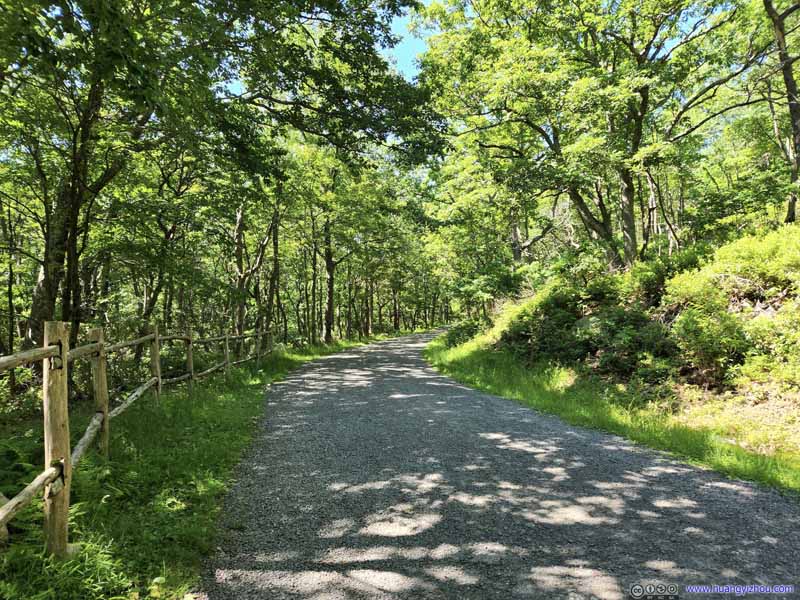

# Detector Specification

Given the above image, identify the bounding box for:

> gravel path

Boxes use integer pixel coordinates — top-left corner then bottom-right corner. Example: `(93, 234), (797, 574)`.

(199, 333), (800, 599)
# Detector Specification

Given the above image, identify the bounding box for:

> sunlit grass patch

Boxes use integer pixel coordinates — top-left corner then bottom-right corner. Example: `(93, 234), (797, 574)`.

(0, 340), (363, 600)
(425, 335), (800, 495)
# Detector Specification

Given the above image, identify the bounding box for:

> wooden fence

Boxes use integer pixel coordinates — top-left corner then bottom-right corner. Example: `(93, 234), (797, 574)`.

(0, 322), (272, 557)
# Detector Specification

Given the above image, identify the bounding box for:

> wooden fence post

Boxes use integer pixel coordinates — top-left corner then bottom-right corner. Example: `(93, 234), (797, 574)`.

(88, 328), (109, 459)
(0, 492), (8, 543)
(150, 324), (161, 400)
(224, 333), (230, 377)
(186, 331), (194, 393)
(43, 321), (70, 558)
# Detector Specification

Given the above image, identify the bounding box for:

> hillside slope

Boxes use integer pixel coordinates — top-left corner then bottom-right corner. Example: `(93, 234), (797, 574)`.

(426, 226), (800, 493)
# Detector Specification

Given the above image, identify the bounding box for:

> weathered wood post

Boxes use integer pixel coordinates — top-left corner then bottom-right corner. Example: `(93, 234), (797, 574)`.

(186, 331), (194, 393)
(88, 328), (109, 459)
(43, 321), (71, 558)
(223, 333), (230, 377)
(0, 492), (8, 543)
(149, 324), (161, 401)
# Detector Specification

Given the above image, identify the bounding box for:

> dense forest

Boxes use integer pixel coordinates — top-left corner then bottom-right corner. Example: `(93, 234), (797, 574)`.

(2, 0), (800, 598)
(1, 0), (798, 378)
(0, 0), (450, 375)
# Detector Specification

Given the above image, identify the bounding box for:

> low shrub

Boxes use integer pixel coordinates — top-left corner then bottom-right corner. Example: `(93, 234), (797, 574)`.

(499, 280), (675, 380)
(444, 317), (490, 348)
(662, 224), (800, 385)
(499, 282), (587, 362)
(670, 307), (747, 383)
(619, 243), (709, 308)
(739, 299), (800, 385)
(576, 307), (675, 379)
(494, 225), (799, 388)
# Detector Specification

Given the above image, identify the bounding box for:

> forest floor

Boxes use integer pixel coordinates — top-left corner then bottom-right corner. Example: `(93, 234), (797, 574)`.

(198, 333), (799, 600)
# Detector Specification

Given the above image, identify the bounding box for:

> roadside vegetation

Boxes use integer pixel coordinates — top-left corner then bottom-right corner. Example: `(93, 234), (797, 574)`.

(427, 226), (800, 495)
(415, 0), (800, 498)
(1, 1), (450, 593)
(4, 0), (800, 595)
(0, 342), (360, 600)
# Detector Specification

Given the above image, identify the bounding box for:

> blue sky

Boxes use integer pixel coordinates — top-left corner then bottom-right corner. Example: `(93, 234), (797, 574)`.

(223, 10), (430, 94)
(382, 11), (430, 81)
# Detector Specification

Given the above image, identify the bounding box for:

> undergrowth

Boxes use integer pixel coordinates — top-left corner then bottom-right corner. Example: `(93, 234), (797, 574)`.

(0, 341), (361, 600)
(425, 321), (800, 496)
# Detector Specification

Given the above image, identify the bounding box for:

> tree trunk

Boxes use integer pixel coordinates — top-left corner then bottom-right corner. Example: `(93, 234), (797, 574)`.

(264, 203), (281, 334)
(277, 285), (288, 343)
(163, 276), (173, 330)
(310, 242), (318, 342)
(365, 280), (373, 337)
(314, 273), (322, 339)
(764, 0), (800, 223)
(234, 203), (247, 340)
(302, 251), (311, 343)
(2, 208), (15, 396)
(25, 198), (69, 348)
(323, 217), (335, 344)
(618, 168), (638, 265)
(346, 274), (353, 339)
(567, 187), (624, 268)
(510, 208), (523, 262)
(392, 287), (400, 332)
(133, 270), (164, 362)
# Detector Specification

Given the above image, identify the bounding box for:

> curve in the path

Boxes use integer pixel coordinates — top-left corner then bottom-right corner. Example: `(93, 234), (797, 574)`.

(199, 333), (799, 600)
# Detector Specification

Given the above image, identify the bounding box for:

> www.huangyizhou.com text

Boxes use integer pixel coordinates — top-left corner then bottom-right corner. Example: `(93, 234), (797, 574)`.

(629, 582), (796, 598)
(685, 584), (795, 596)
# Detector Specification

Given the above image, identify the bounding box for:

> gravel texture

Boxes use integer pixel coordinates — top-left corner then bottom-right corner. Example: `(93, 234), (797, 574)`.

(198, 333), (800, 599)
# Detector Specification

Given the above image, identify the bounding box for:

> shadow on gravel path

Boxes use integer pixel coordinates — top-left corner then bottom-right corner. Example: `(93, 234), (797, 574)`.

(198, 334), (800, 600)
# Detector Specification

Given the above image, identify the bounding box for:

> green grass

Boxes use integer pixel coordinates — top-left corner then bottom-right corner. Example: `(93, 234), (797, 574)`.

(0, 341), (361, 600)
(425, 330), (800, 496)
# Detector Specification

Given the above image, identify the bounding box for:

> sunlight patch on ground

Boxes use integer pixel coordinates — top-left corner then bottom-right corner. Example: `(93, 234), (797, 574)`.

(517, 565), (624, 600)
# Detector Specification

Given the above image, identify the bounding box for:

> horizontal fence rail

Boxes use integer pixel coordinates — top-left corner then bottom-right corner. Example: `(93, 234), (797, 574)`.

(105, 333), (156, 354)
(0, 345), (60, 373)
(159, 334), (190, 342)
(0, 323), (272, 557)
(67, 342), (102, 363)
(0, 466), (62, 532)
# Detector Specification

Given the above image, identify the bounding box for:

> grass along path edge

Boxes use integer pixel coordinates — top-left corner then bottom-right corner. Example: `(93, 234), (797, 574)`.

(0, 340), (367, 600)
(424, 328), (800, 497)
